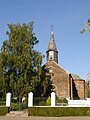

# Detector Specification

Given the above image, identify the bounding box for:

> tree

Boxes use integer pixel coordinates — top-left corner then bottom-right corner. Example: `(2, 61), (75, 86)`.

(0, 22), (43, 97)
(80, 19), (90, 97)
(86, 72), (90, 98)
(39, 66), (53, 97)
(80, 19), (90, 34)
(72, 74), (81, 79)
(0, 58), (5, 97)
(87, 82), (90, 98)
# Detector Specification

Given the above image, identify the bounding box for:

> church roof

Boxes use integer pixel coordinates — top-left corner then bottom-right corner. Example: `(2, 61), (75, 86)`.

(43, 60), (70, 75)
(47, 31), (57, 51)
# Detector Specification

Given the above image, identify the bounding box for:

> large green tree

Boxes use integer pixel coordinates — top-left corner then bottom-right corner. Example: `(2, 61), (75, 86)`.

(0, 22), (43, 97)
(0, 58), (4, 97)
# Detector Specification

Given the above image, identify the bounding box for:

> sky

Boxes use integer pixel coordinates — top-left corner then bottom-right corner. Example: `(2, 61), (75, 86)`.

(0, 0), (90, 80)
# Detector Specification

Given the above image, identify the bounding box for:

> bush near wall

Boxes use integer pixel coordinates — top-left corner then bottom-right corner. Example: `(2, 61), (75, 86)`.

(28, 107), (90, 117)
(11, 102), (28, 111)
(0, 107), (8, 116)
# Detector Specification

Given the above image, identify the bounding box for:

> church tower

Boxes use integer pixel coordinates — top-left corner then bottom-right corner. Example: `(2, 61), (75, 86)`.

(46, 30), (58, 63)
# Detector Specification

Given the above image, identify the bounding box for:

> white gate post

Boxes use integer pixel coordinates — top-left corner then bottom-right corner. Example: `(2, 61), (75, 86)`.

(6, 92), (11, 107)
(51, 92), (55, 107)
(28, 92), (33, 107)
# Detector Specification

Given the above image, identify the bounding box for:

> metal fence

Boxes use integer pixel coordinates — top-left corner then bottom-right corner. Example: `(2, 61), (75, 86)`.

(33, 97), (47, 106)
(33, 97), (68, 106)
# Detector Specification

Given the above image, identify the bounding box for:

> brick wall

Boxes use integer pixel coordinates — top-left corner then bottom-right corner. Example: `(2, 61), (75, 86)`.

(44, 61), (70, 99)
(73, 79), (85, 99)
(43, 61), (86, 99)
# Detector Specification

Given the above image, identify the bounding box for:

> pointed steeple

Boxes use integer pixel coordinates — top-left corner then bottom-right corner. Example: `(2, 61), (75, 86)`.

(46, 28), (58, 63)
(48, 31), (57, 51)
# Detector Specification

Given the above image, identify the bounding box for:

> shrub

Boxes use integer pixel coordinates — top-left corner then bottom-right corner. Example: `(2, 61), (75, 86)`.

(0, 107), (8, 116)
(38, 101), (46, 106)
(11, 102), (19, 111)
(28, 107), (90, 116)
(33, 97), (46, 106)
(63, 98), (68, 104)
(0, 98), (6, 106)
(11, 102), (28, 111)
(56, 96), (68, 103)
(46, 97), (51, 106)
(20, 102), (28, 110)
(56, 97), (68, 106)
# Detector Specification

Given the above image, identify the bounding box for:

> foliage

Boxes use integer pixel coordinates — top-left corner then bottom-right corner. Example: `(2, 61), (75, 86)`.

(0, 22), (44, 97)
(0, 98), (6, 106)
(72, 74), (81, 79)
(0, 60), (4, 97)
(0, 21), (53, 98)
(46, 97), (51, 106)
(11, 102), (28, 111)
(33, 97), (46, 106)
(80, 19), (90, 34)
(38, 101), (46, 106)
(86, 81), (90, 98)
(0, 107), (8, 116)
(39, 67), (53, 97)
(28, 107), (90, 116)
(56, 96), (68, 104)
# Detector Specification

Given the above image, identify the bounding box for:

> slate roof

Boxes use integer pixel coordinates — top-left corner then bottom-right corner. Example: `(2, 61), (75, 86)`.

(47, 31), (57, 51)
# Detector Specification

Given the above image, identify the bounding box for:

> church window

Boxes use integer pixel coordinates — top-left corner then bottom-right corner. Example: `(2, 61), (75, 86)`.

(49, 51), (54, 60)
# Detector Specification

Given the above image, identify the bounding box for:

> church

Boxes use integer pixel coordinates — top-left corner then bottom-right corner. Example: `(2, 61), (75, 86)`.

(43, 30), (86, 100)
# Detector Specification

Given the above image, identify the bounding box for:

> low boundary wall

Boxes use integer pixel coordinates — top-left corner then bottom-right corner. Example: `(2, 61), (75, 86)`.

(68, 98), (90, 107)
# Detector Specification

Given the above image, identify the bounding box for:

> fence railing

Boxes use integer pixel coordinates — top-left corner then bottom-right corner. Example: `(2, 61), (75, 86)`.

(33, 97), (47, 106)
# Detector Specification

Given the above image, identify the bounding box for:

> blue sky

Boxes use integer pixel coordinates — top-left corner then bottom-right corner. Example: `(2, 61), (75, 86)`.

(0, 0), (90, 80)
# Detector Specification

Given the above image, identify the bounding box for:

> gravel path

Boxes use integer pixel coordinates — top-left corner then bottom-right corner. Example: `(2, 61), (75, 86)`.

(0, 116), (90, 120)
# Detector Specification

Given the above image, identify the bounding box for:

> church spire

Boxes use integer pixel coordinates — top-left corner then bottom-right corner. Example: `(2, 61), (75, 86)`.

(46, 27), (58, 63)
(47, 30), (57, 51)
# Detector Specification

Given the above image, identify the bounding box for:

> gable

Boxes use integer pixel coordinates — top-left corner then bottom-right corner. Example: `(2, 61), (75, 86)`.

(43, 61), (70, 75)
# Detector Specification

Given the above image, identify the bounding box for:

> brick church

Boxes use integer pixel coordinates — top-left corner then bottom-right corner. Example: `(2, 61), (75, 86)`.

(43, 30), (86, 100)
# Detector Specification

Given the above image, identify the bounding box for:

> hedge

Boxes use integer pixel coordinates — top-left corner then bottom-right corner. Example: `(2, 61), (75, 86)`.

(0, 107), (8, 116)
(28, 107), (90, 117)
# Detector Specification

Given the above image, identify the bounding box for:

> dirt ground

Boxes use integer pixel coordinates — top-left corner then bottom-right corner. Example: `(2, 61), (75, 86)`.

(0, 116), (90, 120)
